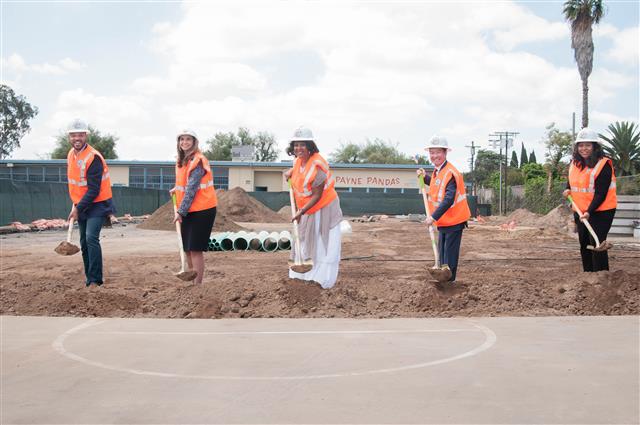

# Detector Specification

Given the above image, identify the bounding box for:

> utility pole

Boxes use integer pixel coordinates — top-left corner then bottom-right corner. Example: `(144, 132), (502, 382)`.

(489, 131), (519, 215)
(572, 112), (576, 140)
(465, 141), (476, 196)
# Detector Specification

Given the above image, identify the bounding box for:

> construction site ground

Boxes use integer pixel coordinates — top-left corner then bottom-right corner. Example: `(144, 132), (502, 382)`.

(1, 217), (639, 318)
(1, 212), (639, 423)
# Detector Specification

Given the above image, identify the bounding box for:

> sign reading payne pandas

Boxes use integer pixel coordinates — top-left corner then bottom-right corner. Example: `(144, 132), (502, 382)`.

(333, 172), (419, 189)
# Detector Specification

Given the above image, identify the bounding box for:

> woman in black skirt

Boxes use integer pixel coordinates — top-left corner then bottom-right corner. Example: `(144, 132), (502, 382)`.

(171, 129), (218, 283)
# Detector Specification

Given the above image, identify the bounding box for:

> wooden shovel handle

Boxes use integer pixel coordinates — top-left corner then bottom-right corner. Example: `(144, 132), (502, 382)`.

(67, 217), (74, 243)
(288, 180), (304, 266)
(172, 194), (189, 271)
(418, 175), (440, 268)
(567, 195), (602, 247)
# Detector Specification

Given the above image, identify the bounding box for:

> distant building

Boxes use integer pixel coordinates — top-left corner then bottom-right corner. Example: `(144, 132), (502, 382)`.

(0, 159), (432, 194)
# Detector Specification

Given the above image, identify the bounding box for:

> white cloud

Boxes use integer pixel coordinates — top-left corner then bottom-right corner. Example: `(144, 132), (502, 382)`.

(1, 53), (85, 76)
(605, 26), (639, 66)
(9, 1), (638, 169)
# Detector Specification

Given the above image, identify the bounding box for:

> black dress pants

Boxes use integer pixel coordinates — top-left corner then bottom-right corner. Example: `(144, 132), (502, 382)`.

(574, 209), (615, 272)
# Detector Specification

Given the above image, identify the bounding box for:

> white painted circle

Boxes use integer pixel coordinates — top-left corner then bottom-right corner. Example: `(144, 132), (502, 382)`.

(53, 319), (497, 380)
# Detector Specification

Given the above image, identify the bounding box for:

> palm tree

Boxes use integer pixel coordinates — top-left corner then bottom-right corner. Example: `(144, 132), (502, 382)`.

(563, 0), (605, 128)
(600, 121), (640, 176)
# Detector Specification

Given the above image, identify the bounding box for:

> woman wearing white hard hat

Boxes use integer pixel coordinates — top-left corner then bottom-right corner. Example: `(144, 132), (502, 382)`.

(562, 127), (617, 272)
(283, 126), (343, 289)
(170, 129), (218, 284)
(416, 135), (471, 283)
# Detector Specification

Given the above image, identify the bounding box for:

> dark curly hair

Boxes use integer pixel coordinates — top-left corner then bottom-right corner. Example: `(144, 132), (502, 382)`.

(286, 140), (320, 157)
(572, 142), (605, 169)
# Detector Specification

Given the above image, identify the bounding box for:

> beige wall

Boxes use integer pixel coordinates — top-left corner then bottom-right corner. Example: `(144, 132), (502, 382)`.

(228, 167), (256, 192)
(254, 170), (284, 191)
(227, 166), (422, 191)
(108, 165), (129, 186)
(332, 169), (420, 190)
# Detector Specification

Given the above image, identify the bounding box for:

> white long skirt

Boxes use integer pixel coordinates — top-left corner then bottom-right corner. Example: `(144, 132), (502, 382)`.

(289, 212), (342, 289)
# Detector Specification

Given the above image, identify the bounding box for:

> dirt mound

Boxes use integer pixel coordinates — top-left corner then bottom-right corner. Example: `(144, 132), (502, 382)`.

(137, 200), (243, 232)
(504, 208), (543, 227)
(217, 187), (287, 223)
(543, 204), (574, 232)
(278, 205), (292, 220)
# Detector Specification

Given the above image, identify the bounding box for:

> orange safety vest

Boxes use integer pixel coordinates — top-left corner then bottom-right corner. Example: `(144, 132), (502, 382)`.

(292, 153), (338, 215)
(428, 161), (471, 227)
(67, 144), (113, 205)
(175, 151), (217, 213)
(569, 157), (617, 213)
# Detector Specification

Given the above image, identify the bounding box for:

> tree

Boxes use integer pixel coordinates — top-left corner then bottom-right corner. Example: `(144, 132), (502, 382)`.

(329, 138), (427, 164)
(330, 142), (362, 163)
(600, 121), (640, 176)
(50, 126), (118, 159)
(0, 84), (39, 158)
(203, 127), (279, 161)
(528, 150), (537, 164)
(521, 162), (545, 182)
(510, 150), (519, 168)
(471, 149), (502, 187)
(519, 144), (528, 167)
(543, 123), (573, 179)
(252, 131), (279, 162)
(563, 0), (605, 128)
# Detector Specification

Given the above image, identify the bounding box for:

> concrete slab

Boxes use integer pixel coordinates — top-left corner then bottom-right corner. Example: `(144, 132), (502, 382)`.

(1, 315), (638, 424)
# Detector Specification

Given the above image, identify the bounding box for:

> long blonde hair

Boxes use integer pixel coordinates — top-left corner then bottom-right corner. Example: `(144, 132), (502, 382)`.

(176, 136), (200, 168)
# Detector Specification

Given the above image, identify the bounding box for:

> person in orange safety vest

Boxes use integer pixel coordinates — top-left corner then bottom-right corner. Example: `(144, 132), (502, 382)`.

(66, 119), (115, 287)
(563, 127), (617, 272)
(283, 126), (343, 289)
(170, 129), (217, 284)
(416, 135), (471, 283)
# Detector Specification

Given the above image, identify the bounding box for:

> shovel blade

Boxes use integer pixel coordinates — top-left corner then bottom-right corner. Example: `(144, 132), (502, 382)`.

(289, 259), (313, 274)
(175, 270), (197, 281)
(54, 241), (80, 256)
(587, 240), (613, 252)
(428, 265), (452, 283)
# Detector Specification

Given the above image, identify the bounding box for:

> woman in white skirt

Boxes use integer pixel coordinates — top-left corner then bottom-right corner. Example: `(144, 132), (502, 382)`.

(284, 126), (343, 289)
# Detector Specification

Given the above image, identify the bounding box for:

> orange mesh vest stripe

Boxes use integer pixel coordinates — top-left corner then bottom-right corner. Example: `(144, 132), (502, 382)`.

(175, 152), (218, 213)
(292, 153), (337, 215)
(67, 144), (113, 205)
(569, 158), (617, 212)
(428, 162), (471, 227)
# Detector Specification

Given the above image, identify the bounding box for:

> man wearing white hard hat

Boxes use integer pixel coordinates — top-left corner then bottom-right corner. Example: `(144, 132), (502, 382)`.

(417, 135), (471, 283)
(283, 126), (343, 289)
(563, 127), (617, 272)
(65, 119), (116, 287)
(170, 129), (218, 284)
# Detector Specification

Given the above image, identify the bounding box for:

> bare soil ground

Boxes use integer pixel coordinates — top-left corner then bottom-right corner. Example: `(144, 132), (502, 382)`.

(1, 218), (638, 319)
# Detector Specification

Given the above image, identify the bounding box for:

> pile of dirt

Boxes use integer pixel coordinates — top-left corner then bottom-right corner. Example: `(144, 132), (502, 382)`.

(504, 208), (543, 227)
(217, 187), (287, 223)
(278, 205), (292, 220)
(137, 200), (243, 232)
(496, 206), (574, 233)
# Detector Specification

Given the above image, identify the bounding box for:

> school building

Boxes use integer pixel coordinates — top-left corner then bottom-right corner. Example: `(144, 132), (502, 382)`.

(0, 159), (431, 194)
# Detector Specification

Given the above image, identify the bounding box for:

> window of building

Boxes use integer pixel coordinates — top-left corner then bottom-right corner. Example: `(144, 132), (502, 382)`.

(254, 186), (268, 192)
(45, 167), (63, 182)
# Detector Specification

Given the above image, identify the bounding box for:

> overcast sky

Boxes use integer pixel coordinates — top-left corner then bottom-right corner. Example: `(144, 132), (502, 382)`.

(2, 0), (638, 170)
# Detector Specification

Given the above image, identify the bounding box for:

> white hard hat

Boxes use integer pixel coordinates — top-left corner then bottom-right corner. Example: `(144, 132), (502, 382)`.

(575, 127), (602, 144)
(67, 119), (89, 134)
(425, 135), (451, 151)
(177, 129), (198, 141)
(290, 126), (314, 142)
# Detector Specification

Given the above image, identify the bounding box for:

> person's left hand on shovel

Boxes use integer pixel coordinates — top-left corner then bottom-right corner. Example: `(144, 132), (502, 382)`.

(425, 216), (434, 226)
(68, 205), (78, 221)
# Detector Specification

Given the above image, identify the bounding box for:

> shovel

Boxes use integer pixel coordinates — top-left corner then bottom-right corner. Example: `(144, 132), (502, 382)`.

(54, 217), (80, 256)
(288, 179), (313, 273)
(171, 194), (197, 281)
(567, 194), (613, 251)
(418, 175), (452, 282)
